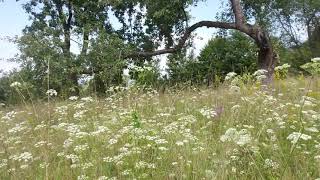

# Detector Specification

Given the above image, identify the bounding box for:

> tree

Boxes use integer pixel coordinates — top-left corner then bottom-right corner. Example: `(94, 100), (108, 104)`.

(239, 0), (319, 54)
(16, 0), (119, 97)
(198, 31), (257, 82)
(126, 0), (278, 83)
(167, 31), (257, 86)
(167, 50), (204, 85)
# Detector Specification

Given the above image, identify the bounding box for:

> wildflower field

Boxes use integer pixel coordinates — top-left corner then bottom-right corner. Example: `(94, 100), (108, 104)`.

(0, 75), (320, 179)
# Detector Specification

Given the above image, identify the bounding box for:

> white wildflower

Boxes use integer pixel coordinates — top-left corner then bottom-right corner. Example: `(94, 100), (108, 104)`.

(46, 89), (57, 96)
(287, 132), (312, 144)
(74, 144), (89, 152)
(2, 111), (17, 120)
(109, 138), (118, 145)
(155, 139), (168, 144)
(225, 72), (237, 81)
(77, 175), (88, 180)
(20, 164), (29, 169)
(69, 96), (78, 101)
(65, 154), (79, 164)
(220, 128), (252, 146)
(17, 152), (33, 162)
(253, 69), (268, 81)
(236, 130), (252, 146)
(0, 159), (8, 168)
(10, 82), (22, 88)
(176, 141), (184, 146)
(306, 127), (319, 133)
(97, 176), (108, 180)
(80, 97), (93, 102)
(311, 57), (320, 63)
(314, 155), (320, 161)
(275, 63), (291, 71)
(199, 107), (217, 118)
(264, 159), (279, 169)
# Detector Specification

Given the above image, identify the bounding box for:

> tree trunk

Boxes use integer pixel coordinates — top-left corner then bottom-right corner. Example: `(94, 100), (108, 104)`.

(62, 1), (80, 96)
(253, 29), (277, 83)
(70, 72), (80, 96)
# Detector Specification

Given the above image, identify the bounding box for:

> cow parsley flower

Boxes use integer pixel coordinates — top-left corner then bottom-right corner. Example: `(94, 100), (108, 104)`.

(225, 72), (237, 81)
(80, 97), (93, 102)
(109, 138), (118, 145)
(253, 69), (268, 81)
(220, 128), (238, 142)
(199, 107), (217, 118)
(275, 63), (291, 71)
(46, 89), (57, 96)
(220, 128), (252, 146)
(18, 152), (33, 162)
(287, 132), (312, 144)
(311, 57), (320, 63)
(236, 129), (252, 146)
(10, 82), (22, 88)
(176, 141), (184, 146)
(77, 175), (89, 180)
(69, 96), (78, 101)
(264, 159), (279, 169)
(0, 159), (8, 168)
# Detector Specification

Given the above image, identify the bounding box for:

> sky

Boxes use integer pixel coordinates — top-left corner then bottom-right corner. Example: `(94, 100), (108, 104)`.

(0, 0), (222, 74)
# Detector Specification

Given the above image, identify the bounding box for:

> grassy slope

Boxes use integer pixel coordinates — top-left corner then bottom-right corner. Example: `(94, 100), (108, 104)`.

(0, 77), (319, 180)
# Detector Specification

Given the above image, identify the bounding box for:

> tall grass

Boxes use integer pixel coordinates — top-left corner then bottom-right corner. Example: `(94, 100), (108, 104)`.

(0, 77), (319, 179)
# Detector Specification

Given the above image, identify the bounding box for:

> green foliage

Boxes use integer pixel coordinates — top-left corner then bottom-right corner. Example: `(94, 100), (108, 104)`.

(167, 52), (204, 85)
(167, 31), (257, 86)
(130, 63), (161, 88)
(0, 70), (37, 105)
(198, 31), (257, 82)
(1, 0), (319, 105)
(86, 33), (128, 95)
(275, 63), (291, 79)
(131, 111), (141, 128)
(300, 58), (320, 76)
(0, 74), (14, 103)
(279, 44), (313, 72)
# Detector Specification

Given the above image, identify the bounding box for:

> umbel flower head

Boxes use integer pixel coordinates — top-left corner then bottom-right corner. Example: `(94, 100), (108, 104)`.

(220, 128), (252, 146)
(275, 63), (291, 71)
(311, 57), (320, 63)
(46, 89), (58, 96)
(253, 69), (268, 81)
(10, 81), (22, 88)
(225, 72), (237, 81)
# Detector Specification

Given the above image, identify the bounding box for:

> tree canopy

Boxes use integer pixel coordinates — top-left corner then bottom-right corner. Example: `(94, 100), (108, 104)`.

(0, 0), (319, 102)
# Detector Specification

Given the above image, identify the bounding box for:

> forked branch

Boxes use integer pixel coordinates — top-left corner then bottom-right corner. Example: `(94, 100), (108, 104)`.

(126, 0), (254, 58)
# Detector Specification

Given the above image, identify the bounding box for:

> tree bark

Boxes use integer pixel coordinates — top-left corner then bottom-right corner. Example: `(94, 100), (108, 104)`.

(253, 29), (277, 83)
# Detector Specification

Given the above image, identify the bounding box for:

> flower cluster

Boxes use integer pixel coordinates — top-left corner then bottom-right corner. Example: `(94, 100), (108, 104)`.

(199, 107), (217, 119)
(0, 77), (319, 179)
(220, 128), (253, 146)
(46, 89), (58, 96)
(275, 63), (291, 71)
(10, 82), (22, 88)
(253, 69), (268, 81)
(225, 72), (237, 81)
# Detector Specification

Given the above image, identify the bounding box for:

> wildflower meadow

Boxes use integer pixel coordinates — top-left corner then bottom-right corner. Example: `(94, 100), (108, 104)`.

(1, 61), (320, 179)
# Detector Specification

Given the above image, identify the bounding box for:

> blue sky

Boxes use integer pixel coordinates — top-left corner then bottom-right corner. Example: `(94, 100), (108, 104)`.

(0, 0), (222, 73)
